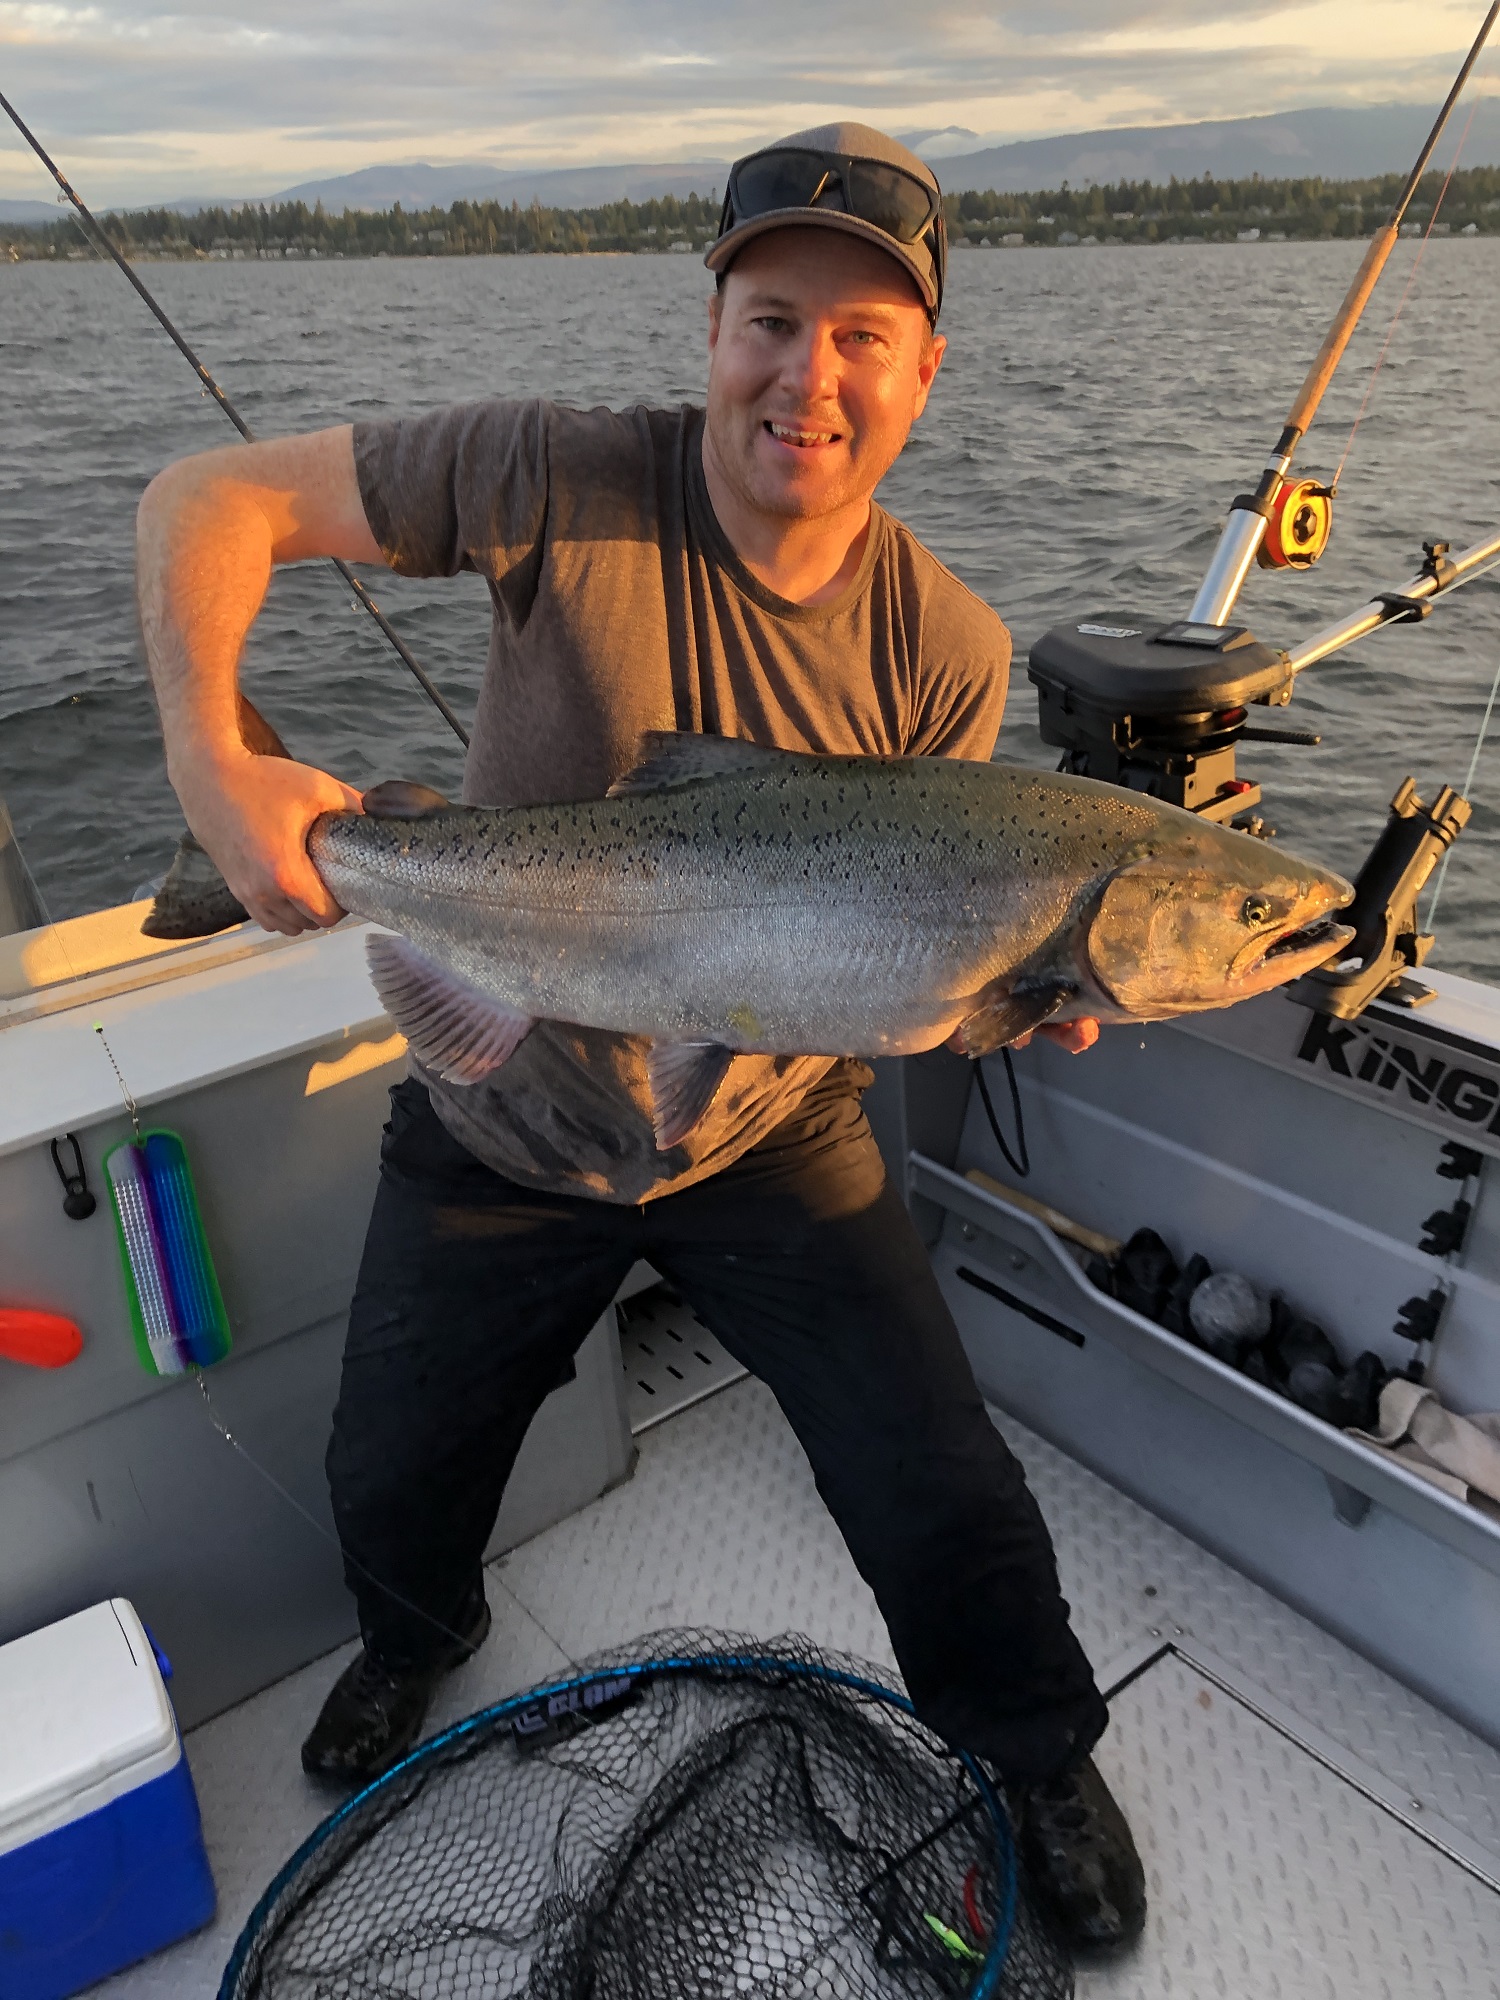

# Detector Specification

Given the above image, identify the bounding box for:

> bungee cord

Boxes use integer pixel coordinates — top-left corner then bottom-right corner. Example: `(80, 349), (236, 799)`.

(0, 86), (470, 749)
(972, 1052), (1029, 1181)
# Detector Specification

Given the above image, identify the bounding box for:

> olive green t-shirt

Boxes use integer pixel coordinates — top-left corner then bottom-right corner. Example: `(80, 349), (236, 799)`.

(353, 400), (1010, 1202)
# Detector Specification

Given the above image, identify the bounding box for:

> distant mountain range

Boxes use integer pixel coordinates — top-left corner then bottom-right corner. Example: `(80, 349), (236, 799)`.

(939, 100), (1500, 193)
(274, 156), (732, 212)
(0, 158), (730, 224)
(5, 99), (1500, 226)
(1, 199), (72, 222)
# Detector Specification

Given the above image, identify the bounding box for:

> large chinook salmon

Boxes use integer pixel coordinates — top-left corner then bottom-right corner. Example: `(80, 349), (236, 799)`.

(309, 734), (1354, 1150)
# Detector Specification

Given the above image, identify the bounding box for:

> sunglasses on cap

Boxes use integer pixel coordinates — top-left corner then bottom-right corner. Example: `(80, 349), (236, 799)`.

(720, 146), (947, 314)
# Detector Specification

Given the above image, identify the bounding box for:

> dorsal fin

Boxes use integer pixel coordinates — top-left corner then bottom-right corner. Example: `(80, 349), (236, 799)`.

(607, 732), (811, 798)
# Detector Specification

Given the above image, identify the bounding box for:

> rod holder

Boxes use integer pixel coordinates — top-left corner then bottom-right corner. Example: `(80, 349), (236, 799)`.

(1286, 779), (1471, 1020)
(1188, 507), (1272, 627)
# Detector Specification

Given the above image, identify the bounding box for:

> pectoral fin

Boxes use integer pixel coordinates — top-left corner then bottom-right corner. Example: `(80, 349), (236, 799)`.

(366, 933), (534, 1084)
(952, 983), (1073, 1057)
(646, 1041), (736, 1150)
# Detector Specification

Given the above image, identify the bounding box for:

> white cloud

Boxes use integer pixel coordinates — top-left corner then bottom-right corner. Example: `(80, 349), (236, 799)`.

(635, 51), (718, 68)
(0, 0), (1493, 203)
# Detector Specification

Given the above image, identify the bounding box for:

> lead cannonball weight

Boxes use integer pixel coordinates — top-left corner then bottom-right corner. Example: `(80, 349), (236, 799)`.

(1188, 1271), (1271, 1361)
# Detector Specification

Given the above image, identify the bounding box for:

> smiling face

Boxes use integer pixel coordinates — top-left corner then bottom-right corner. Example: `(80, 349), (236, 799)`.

(704, 226), (945, 524)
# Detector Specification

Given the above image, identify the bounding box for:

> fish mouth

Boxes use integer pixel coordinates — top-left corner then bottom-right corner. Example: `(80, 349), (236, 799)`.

(1239, 913), (1356, 984)
(1264, 913), (1355, 961)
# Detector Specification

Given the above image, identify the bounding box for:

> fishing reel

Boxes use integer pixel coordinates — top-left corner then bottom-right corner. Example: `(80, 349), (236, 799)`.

(1256, 477), (1334, 572)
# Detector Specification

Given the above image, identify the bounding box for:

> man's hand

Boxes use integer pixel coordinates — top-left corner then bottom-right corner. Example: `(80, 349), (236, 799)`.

(178, 749), (364, 936)
(136, 424), (384, 936)
(946, 1016), (1101, 1057)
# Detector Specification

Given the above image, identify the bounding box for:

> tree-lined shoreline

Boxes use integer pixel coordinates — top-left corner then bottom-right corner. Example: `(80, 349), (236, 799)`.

(6, 167), (1500, 264)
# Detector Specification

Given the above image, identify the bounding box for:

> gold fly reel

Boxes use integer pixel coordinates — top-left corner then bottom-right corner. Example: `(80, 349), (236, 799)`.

(1257, 476), (1334, 571)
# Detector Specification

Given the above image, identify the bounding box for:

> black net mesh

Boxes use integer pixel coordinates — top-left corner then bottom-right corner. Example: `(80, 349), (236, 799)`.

(221, 1633), (1072, 2000)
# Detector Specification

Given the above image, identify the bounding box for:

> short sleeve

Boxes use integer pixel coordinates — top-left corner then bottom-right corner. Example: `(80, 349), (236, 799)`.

(353, 400), (551, 597)
(898, 537), (1012, 761)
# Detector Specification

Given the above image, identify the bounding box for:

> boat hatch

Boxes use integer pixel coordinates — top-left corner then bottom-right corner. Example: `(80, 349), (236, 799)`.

(617, 1277), (748, 1432)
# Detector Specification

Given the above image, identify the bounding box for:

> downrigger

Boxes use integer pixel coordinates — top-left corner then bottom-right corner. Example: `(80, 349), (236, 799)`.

(1028, 32), (1500, 1023)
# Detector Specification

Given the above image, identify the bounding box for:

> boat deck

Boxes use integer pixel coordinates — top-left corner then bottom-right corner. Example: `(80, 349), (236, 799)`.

(100, 1361), (1500, 2000)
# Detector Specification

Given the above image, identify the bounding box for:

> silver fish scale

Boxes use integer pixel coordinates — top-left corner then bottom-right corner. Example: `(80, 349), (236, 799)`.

(310, 757), (1341, 1058)
(323, 763), (1159, 919)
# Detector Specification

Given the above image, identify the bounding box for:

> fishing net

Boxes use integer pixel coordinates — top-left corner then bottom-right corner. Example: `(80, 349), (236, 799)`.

(221, 1631), (1071, 2000)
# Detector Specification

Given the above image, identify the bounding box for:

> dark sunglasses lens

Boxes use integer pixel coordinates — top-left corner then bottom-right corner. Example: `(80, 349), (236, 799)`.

(846, 162), (936, 241)
(733, 150), (837, 216)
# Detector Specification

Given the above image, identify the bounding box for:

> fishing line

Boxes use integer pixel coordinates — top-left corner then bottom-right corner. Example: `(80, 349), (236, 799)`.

(7, 85), (516, 1665)
(1424, 642), (1500, 930)
(9, 105), (465, 1636)
(191, 1372), (494, 1658)
(0, 86), (470, 750)
(972, 1051), (1030, 1180)
(1330, 101), (1479, 494)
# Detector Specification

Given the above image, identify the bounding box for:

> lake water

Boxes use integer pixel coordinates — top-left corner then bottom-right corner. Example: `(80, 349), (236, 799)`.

(2, 242), (1498, 978)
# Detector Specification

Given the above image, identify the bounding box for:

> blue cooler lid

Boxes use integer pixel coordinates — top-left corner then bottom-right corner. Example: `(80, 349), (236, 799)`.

(0, 1599), (180, 1857)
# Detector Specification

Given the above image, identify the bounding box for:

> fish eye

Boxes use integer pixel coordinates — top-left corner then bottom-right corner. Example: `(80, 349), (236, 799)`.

(1242, 894), (1274, 927)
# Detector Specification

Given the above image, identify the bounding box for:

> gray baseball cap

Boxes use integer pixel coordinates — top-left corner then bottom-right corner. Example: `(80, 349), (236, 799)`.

(706, 121), (946, 321)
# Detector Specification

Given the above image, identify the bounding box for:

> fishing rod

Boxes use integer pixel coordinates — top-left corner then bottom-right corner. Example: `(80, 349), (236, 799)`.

(1027, 2), (1500, 1024)
(0, 86), (470, 749)
(1188, 0), (1500, 628)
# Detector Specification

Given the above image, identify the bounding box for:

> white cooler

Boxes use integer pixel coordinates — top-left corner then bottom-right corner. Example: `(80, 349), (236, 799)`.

(0, 1599), (215, 1999)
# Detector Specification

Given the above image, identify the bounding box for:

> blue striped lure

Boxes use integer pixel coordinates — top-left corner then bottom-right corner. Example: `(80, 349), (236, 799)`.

(104, 1132), (231, 1376)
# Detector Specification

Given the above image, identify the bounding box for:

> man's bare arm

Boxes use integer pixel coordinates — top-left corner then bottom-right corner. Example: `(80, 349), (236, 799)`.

(136, 424), (383, 935)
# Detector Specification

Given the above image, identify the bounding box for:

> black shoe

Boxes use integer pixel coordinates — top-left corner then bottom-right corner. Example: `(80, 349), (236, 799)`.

(301, 1597), (492, 1784)
(1013, 1755), (1146, 1953)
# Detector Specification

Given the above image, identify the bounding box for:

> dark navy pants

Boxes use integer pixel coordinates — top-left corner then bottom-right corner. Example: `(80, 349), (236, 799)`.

(326, 1072), (1107, 1784)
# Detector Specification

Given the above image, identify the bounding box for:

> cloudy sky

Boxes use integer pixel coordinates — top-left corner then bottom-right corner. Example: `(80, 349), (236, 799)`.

(2, 0), (1496, 204)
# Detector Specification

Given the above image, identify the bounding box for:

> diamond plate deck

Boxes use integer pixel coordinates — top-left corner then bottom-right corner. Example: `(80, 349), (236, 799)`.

(1082, 1652), (1500, 2000)
(100, 1376), (1500, 1998)
(986, 1407), (1500, 1867)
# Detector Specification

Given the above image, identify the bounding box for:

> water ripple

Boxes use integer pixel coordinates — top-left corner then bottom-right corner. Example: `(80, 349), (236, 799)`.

(1, 244), (1498, 976)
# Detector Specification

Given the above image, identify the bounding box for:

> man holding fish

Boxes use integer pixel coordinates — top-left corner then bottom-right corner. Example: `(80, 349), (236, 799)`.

(137, 122), (1350, 1952)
